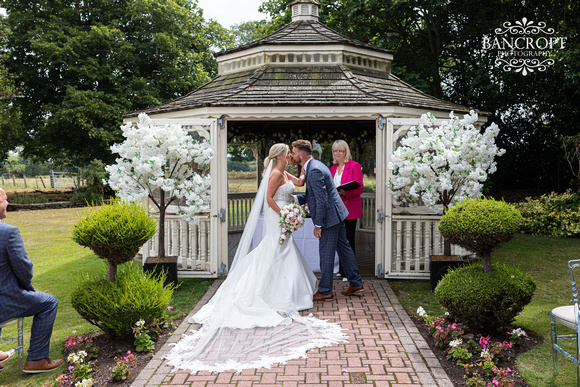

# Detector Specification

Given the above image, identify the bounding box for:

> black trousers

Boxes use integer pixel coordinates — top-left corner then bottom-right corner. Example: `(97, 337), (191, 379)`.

(339, 218), (358, 277)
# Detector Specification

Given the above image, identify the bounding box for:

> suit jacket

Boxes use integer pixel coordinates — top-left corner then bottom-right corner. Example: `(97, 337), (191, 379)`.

(297, 158), (348, 228)
(0, 221), (36, 322)
(330, 160), (364, 220)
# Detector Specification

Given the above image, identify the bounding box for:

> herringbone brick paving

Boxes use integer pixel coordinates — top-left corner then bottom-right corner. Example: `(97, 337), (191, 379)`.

(131, 280), (452, 386)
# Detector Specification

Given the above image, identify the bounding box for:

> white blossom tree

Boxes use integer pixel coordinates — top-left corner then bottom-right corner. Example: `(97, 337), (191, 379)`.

(106, 113), (214, 259)
(388, 110), (505, 255)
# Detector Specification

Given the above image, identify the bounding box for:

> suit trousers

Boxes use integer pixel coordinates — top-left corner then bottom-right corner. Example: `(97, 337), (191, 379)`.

(1, 292), (58, 361)
(339, 218), (358, 277)
(318, 221), (363, 294)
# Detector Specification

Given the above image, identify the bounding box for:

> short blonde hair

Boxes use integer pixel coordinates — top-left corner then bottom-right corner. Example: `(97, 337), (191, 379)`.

(332, 140), (352, 164)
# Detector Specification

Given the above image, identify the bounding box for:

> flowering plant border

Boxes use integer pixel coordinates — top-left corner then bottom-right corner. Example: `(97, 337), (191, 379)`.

(417, 307), (526, 386)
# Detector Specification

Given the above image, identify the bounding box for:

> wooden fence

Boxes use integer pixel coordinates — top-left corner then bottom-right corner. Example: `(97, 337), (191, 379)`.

(0, 172), (79, 190)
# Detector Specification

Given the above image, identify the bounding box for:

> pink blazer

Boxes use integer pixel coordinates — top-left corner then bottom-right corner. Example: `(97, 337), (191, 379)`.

(330, 160), (364, 220)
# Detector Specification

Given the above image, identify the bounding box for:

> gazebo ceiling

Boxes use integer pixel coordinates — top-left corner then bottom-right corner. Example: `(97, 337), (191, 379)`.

(123, 0), (482, 118)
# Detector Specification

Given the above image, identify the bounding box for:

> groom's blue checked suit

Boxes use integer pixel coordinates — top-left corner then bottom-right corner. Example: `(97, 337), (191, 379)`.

(296, 158), (363, 295)
(0, 221), (59, 362)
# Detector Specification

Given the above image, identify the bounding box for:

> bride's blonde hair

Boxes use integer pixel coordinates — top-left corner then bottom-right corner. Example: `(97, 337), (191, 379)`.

(263, 143), (289, 171)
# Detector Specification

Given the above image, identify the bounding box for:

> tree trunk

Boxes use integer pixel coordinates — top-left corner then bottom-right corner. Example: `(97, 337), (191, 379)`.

(482, 251), (492, 273)
(443, 239), (451, 256)
(108, 262), (117, 282)
(158, 189), (166, 259)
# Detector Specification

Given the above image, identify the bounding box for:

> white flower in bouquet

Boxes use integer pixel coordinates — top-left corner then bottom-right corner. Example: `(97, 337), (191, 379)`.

(278, 202), (307, 244)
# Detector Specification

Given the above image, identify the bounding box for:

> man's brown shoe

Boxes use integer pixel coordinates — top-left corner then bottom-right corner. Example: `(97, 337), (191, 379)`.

(342, 286), (364, 296)
(313, 291), (334, 301)
(23, 358), (64, 374)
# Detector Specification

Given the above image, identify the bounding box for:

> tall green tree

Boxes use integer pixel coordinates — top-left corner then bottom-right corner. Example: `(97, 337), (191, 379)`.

(0, 18), (21, 162)
(0, 0), (233, 165)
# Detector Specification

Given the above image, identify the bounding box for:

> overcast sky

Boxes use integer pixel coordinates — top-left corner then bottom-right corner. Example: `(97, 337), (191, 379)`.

(196, 0), (266, 28)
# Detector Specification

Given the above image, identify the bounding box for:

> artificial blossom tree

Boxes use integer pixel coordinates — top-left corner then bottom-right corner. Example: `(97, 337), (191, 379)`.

(106, 113), (214, 259)
(388, 111), (505, 255)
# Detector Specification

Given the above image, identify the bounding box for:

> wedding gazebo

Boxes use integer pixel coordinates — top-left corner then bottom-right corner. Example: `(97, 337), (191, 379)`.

(124, 0), (486, 280)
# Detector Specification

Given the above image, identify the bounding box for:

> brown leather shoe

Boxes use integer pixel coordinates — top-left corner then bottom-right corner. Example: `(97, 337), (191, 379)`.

(23, 358), (64, 374)
(342, 286), (364, 296)
(313, 291), (334, 301)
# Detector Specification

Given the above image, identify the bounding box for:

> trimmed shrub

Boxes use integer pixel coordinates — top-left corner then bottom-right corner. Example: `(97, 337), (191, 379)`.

(435, 263), (536, 333)
(516, 190), (580, 237)
(71, 264), (174, 337)
(72, 198), (157, 282)
(439, 198), (523, 272)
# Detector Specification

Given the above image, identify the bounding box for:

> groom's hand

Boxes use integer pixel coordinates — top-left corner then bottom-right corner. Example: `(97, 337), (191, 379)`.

(313, 228), (322, 238)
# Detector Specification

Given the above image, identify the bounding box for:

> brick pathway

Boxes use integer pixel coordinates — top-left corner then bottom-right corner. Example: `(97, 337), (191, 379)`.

(131, 280), (452, 386)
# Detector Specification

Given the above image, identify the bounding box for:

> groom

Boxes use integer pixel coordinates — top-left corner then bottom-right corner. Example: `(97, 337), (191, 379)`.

(291, 140), (363, 301)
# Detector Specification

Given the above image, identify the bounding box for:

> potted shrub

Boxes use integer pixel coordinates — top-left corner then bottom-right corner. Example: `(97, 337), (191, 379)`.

(72, 198), (157, 282)
(105, 113), (214, 286)
(435, 197), (534, 332)
(388, 111), (505, 288)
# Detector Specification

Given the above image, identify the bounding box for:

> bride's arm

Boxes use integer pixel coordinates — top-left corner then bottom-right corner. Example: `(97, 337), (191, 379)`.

(285, 171), (305, 187)
(266, 170), (284, 214)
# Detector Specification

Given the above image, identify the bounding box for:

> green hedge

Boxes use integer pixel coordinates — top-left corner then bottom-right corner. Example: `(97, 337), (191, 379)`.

(435, 263), (536, 333)
(71, 264), (173, 337)
(516, 190), (580, 237)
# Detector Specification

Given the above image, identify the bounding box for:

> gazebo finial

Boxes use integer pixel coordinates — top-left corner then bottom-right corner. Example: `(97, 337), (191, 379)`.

(290, 0), (320, 22)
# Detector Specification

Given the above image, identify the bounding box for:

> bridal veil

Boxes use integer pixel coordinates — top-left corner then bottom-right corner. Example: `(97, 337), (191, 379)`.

(164, 160), (347, 373)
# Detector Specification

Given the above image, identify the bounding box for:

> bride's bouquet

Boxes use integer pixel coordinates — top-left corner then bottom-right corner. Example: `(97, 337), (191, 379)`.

(278, 202), (307, 244)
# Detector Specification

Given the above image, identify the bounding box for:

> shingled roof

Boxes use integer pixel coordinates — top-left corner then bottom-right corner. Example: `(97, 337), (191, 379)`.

(125, 65), (472, 117)
(216, 20), (395, 58)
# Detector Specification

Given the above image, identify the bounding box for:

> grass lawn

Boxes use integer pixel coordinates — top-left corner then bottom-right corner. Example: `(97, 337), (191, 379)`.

(0, 207), (212, 386)
(390, 234), (580, 386)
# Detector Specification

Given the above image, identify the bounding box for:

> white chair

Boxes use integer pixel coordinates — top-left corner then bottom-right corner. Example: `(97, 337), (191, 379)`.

(549, 259), (580, 385)
(0, 317), (25, 375)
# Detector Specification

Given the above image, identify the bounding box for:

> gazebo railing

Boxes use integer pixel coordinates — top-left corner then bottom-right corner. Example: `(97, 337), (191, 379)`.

(228, 192), (254, 231)
(140, 211), (213, 276)
(359, 193), (375, 231)
(387, 214), (471, 278)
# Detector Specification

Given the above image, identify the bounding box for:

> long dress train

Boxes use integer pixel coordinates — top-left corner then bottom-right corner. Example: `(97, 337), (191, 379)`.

(164, 179), (347, 373)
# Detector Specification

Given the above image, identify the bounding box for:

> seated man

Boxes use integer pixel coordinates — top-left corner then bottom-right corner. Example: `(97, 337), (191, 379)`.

(0, 188), (63, 373)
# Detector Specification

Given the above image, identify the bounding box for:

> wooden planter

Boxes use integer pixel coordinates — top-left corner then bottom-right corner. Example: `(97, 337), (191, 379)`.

(429, 255), (464, 292)
(143, 256), (178, 288)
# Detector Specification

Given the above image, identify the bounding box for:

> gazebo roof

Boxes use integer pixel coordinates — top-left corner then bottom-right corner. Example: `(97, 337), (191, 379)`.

(125, 65), (472, 117)
(124, 0), (481, 118)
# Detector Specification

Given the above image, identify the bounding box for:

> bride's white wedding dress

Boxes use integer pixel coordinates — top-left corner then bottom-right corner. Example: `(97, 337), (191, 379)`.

(165, 171), (347, 373)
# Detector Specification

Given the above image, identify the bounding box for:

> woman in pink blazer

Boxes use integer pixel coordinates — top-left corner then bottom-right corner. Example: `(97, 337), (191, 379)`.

(330, 140), (364, 277)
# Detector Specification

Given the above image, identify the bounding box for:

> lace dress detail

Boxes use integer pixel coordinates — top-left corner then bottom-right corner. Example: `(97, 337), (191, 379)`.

(164, 179), (347, 373)
(273, 180), (295, 203)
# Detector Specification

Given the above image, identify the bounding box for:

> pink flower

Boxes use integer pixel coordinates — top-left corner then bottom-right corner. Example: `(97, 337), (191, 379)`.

(492, 379), (499, 385)
(167, 306), (173, 310)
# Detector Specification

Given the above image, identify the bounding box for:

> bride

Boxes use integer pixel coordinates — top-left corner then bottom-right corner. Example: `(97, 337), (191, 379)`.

(165, 143), (347, 373)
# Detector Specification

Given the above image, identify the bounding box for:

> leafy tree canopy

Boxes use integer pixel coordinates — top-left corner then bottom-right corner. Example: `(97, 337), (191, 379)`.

(0, 0), (234, 165)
